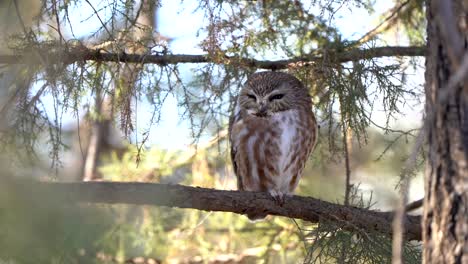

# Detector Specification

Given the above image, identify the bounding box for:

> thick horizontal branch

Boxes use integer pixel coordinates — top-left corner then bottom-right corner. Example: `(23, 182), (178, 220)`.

(35, 182), (421, 240)
(0, 46), (425, 69)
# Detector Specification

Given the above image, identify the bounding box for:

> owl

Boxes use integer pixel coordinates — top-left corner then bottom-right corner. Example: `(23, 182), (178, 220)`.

(229, 71), (318, 220)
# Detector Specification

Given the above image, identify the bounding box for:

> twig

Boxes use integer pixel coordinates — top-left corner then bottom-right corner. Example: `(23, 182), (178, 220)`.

(356, 0), (411, 44)
(0, 46), (426, 69)
(341, 116), (352, 206)
(83, 0), (112, 37)
(52, 0), (65, 45)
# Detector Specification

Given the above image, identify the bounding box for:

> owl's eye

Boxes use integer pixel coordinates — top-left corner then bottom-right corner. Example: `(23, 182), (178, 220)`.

(269, 94), (285, 101)
(246, 94), (257, 100)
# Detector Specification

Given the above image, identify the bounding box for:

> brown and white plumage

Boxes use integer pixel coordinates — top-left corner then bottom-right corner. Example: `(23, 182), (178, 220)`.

(229, 71), (318, 220)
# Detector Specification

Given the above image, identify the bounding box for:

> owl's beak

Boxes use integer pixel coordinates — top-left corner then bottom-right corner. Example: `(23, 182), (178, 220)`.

(256, 104), (268, 117)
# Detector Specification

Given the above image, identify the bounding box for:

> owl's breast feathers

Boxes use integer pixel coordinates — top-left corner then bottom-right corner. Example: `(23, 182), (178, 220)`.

(229, 108), (317, 194)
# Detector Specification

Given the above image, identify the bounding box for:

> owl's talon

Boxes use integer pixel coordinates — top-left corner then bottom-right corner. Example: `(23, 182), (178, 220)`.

(274, 195), (285, 206)
(269, 190), (286, 206)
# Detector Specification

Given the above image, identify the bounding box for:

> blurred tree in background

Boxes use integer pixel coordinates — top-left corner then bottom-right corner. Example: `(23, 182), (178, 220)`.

(1, 0), (454, 263)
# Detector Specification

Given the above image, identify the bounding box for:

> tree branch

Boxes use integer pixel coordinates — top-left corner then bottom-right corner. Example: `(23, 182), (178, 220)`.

(0, 46), (425, 69)
(35, 181), (422, 240)
(405, 198), (423, 212)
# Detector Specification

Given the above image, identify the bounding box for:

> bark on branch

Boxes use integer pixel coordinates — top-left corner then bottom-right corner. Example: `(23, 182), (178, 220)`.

(35, 181), (422, 240)
(0, 46), (425, 69)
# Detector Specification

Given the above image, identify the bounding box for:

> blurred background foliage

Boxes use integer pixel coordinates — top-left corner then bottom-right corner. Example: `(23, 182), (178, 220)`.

(0, 0), (426, 263)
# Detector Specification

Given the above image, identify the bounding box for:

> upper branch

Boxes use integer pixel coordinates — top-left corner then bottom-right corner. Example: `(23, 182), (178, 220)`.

(0, 45), (425, 69)
(35, 181), (422, 240)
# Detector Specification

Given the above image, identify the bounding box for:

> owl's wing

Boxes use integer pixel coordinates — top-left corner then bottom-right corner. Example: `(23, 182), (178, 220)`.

(228, 99), (244, 190)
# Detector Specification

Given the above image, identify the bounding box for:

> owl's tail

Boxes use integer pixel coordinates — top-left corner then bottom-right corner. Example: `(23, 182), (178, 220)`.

(246, 211), (268, 221)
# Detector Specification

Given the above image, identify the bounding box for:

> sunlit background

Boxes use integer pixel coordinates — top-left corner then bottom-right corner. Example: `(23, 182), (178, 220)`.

(0, 0), (425, 263)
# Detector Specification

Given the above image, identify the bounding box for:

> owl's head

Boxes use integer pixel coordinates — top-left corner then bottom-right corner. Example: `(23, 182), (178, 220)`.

(238, 71), (311, 117)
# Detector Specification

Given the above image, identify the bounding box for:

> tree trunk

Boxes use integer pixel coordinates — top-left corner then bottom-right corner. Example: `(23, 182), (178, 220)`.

(423, 0), (468, 263)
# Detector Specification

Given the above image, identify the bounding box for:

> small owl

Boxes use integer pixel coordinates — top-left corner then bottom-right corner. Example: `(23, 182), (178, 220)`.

(229, 71), (318, 220)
